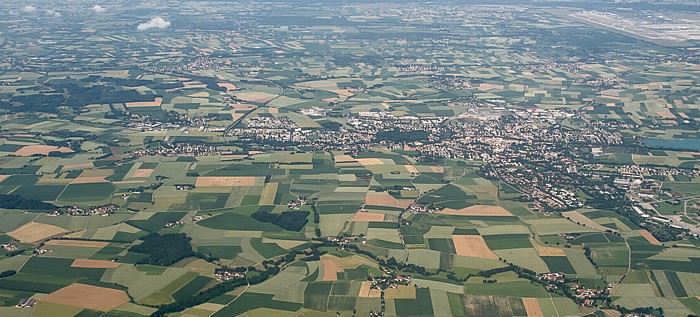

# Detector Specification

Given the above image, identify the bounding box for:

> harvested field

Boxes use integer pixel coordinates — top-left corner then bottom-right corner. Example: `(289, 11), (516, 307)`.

(534, 245), (566, 257)
(321, 255), (344, 281)
(61, 162), (93, 170)
(195, 176), (257, 187)
(365, 193), (412, 209)
(71, 169), (113, 184)
(358, 281), (382, 298)
(351, 212), (386, 222)
(478, 83), (504, 90)
(0, 175), (9, 183)
(70, 176), (109, 184)
(429, 166), (445, 173)
(268, 107), (278, 114)
(131, 169), (154, 178)
(45, 240), (108, 248)
(355, 158), (384, 166)
(329, 89), (355, 97)
(522, 298), (543, 317)
(125, 97), (163, 108)
(638, 229), (662, 246)
(14, 145), (72, 156)
(562, 211), (613, 232)
(451, 235), (499, 260)
(441, 205), (512, 216)
(8, 222), (68, 244)
(42, 283), (129, 311)
(404, 165), (419, 173)
(217, 83), (237, 91)
(334, 155), (356, 163)
(71, 259), (120, 269)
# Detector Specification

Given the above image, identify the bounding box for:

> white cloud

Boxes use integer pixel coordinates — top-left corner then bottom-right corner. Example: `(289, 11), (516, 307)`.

(47, 10), (62, 18)
(22, 5), (36, 13)
(137, 17), (171, 31)
(92, 5), (106, 13)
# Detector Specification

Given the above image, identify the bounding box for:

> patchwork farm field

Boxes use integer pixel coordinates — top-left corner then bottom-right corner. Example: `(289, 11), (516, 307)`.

(0, 0), (698, 316)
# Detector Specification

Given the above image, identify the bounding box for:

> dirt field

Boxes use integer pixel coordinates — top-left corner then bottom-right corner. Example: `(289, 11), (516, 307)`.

(71, 169), (113, 184)
(321, 255), (344, 281)
(71, 259), (121, 268)
(429, 166), (445, 173)
(258, 182), (278, 205)
(365, 193), (412, 209)
(268, 107), (279, 114)
(638, 229), (662, 246)
(355, 158), (385, 166)
(522, 298), (544, 317)
(42, 283), (130, 311)
(534, 245), (566, 257)
(451, 235), (499, 260)
(125, 97), (163, 108)
(358, 281), (381, 298)
(0, 175), (9, 183)
(14, 145), (73, 156)
(441, 205), (512, 216)
(404, 165), (419, 173)
(351, 212), (386, 222)
(562, 211), (614, 232)
(8, 222), (68, 244)
(131, 169), (154, 178)
(195, 176), (257, 187)
(45, 240), (108, 248)
(329, 89), (355, 97)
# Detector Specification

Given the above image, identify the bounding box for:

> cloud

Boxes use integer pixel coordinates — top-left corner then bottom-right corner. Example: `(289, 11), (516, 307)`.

(137, 17), (171, 31)
(46, 10), (62, 18)
(92, 5), (106, 13)
(22, 5), (36, 13)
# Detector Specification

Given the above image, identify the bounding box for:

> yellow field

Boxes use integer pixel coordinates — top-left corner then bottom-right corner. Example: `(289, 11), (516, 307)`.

(333, 155), (356, 163)
(8, 222), (68, 244)
(534, 245), (566, 256)
(451, 235), (499, 260)
(365, 193), (412, 209)
(441, 205), (512, 216)
(125, 97), (163, 108)
(45, 240), (108, 248)
(14, 145), (72, 156)
(350, 212), (386, 222)
(384, 285), (416, 299)
(71, 259), (120, 269)
(195, 176), (257, 187)
(258, 182), (279, 205)
(355, 158), (384, 166)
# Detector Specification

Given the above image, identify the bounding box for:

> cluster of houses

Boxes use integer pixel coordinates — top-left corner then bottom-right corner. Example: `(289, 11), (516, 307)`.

(287, 198), (308, 210)
(405, 203), (441, 214)
(1, 243), (18, 251)
(49, 204), (118, 217)
(215, 270), (245, 282)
